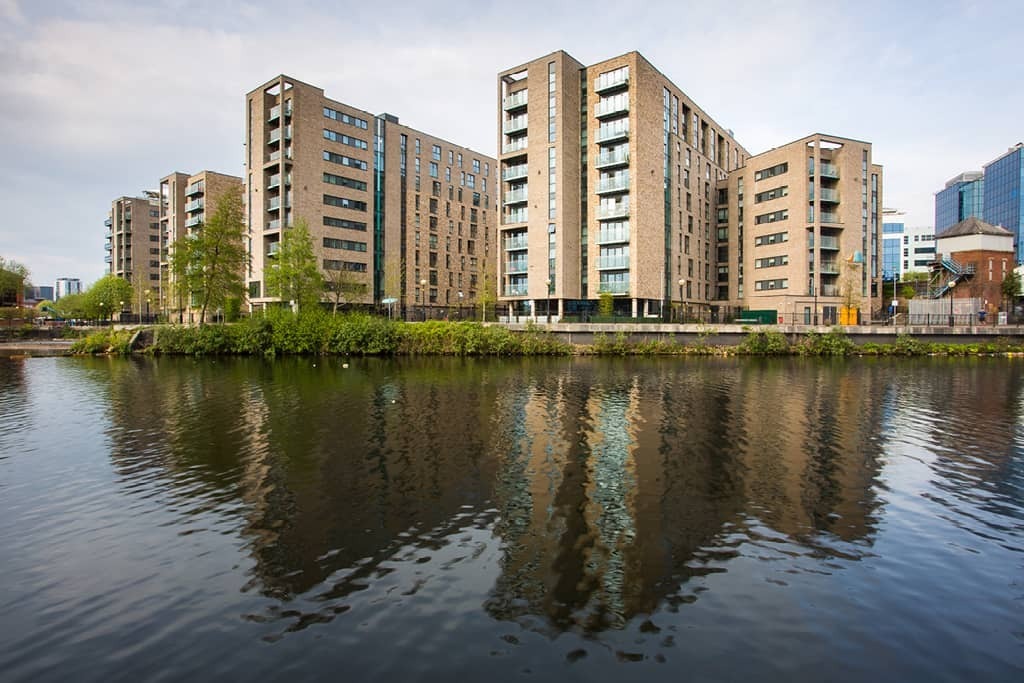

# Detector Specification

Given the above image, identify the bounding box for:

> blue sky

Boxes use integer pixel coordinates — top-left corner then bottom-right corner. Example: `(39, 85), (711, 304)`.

(1, 0), (1021, 288)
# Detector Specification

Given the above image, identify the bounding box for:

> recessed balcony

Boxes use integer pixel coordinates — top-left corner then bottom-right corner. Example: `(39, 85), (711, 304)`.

(503, 209), (528, 225)
(596, 176), (629, 195)
(819, 236), (840, 250)
(504, 284), (529, 297)
(819, 261), (840, 275)
(267, 242), (280, 257)
(267, 196), (292, 212)
(268, 125), (292, 145)
(104, 218), (112, 227)
(596, 226), (630, 245)
(268, 100), (292, 123)
(504, 236), (528, 251)
(597, 280), (630, 295)
(820, 188), (840, 203)
(597, 204), (629, 220)
(595, 127), (629, 144)
(595, 99), (629, 119)
(504, 188), (528, 205)
(185, 183), (204, 197)
(502, 138), (529, 156)
(104, 254), (112, 263)
(268, 148), (293, 163)
(502, 90), (528, 111)
(597, 256), (630, 270)
(821, 213), (841, 224)
(819, 164), (839, 179)
(267, 173), (291, 190)
(185, 215), (203, 228)
(504, 260), (529, 274)
(595, 149), (630, 169)
(185, 198), (204, 212)
(594, 74), (629, 94)
(502, 164), (528, 181)
(503, 116), (528, 135)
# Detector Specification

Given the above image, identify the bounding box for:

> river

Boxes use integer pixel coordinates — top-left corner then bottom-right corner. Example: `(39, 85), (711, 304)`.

(0, 356), (1021, 681)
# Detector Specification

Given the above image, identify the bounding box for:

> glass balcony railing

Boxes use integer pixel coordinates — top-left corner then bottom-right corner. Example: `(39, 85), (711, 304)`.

(819, 236), (840, 250)
(185, 198), (204, 212)
(504, 236), (528, 250)
(267, 243), (280, 257)
(820, 188), (840, 202)
(104, 254), (112, 263)
(598, 280), (630, 294)
(596, 126), (629, 144)
(185, 182), (204, 197)
(595, 98), (629, 118)
(503, 116), (528, 134)
(820, 261), (840, 275)
(597, 204), (629, 220)
(104, 243), (112, 251)
(502, 164), (528, 181)
(266, 218), (293, 231)
(502, 90), (528, 111)
(594, 74), (629, 93)
(502, 138), (528, 155)
(268, 125), (291, 145)
(268, 101), (291, 122)
(821, 285), (839, 297)
(820, 164), (839, 179)
(268, 148), (293, 162)
(821, 213), (840, 224)
(504, 188), (528, 204)
(104, 218), (112, 227)
(504, 260), (529, 274)
(267, 196), (292, 212)
(596, 225), (630, 244)
(504, 284), (529, 297)
(596, 176), (630, 194)
(597, 255), (630, 269)
(595, 149), (629, 168)
(503, 209), (528, 225)
(185, 215), (203, 228)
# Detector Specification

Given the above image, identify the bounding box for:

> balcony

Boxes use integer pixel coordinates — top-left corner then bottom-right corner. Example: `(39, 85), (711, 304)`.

(185, 215), (203, 228)
(597, 256), (630, 270)
(267, 242), (280, 257)
(185, 198), (204, 212)
(819, 236), (840, 250)
(504, 188), (528, 205)
(597, 204), (629, 220)
(502, 164), (528, 181)
(819, 164), (839, 179)
(502, 90), (528, 111)
(266, 218), (293, 231)
(504, 284), (529, 297)
(268, 100), (292, 122)
(819, 261), (840, 275)
(104, 242), (112, 251)
(821, 285), (839, 297)
(820, 213), (841, 224)
(502, 138), (529, 155)
(104, 254), (112, 263)
(104, 218), (112, 227)
(185, 183), (204, 197)
(594, 73), (629, 94)
(595, 126), (629, 144)
(267, 196), (292, 212)
(503, 210), (528, 225)
(268, 125), (292, 145)
(268, 148), (293, 162)
(595, 98), (629, 119)
(595, 149), (630, 169)
(819, 188), (840, 203)
(504, 236), (528, 251)
(504, 260), (529, 274)
(596, 176), (630, 194)
(597, 280), (630, 294)
(503, 116), (528, 135)
(597, 226), (630, 245)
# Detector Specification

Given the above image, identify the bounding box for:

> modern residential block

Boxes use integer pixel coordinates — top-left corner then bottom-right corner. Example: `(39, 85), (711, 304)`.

(54, 277), (82, 300)
(245, 75), (496, 315)
(882, 208), (935, 281)
(722, 134), (883, 325)
(497, 51), (749, 321)
(106, 193), (162, 289)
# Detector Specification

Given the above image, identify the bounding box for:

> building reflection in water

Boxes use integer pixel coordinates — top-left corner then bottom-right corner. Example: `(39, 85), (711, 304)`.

(94, 356), (964, 639)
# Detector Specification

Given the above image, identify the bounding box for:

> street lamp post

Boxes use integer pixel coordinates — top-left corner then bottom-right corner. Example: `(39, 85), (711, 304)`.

(545, 278), (552, 323)
(812, 279), (819, 326)
(98, 301), (105, 325)
(948, 280), (956, 327)
(119, 300), (125, 324)
(420, 278), (427, 321)
(678, 278), (686, 323)
(457, 290), (464, 319)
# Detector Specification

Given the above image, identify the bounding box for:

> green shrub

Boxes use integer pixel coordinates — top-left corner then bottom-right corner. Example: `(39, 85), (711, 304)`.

(738, 330), (790, 355)
(71, 329), (134, 355)
(796, 328), (854, 356)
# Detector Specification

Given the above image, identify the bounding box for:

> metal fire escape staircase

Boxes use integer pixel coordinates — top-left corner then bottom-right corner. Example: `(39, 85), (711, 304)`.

(929, 257), (975, 298)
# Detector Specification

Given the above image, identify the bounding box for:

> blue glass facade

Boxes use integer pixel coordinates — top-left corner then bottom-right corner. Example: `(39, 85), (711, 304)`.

(983, 146), (1023, 261)
(882, 220), (903, 280)
(935, 176), (984, 233)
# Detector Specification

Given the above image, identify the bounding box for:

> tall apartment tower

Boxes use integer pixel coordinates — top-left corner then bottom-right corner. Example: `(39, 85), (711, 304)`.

(245, 75), (496, 313)
(722, 134), (883, 325)
(158, 170), (243, 319)
(54, 277), (82, 300)
(105, 193), (162, 289)
(935, 171), (984, 234)
(497, 51), (748, 320)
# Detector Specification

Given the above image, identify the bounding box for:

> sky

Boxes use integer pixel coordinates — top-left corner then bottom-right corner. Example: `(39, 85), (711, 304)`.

(1, 0), (1021, 289)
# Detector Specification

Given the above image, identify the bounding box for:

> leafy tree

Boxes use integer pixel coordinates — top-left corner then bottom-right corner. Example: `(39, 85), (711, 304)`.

(168, 235), (196, 323)
(50, 293), (89, 320)
(598, 291), (614, 317)
(87, 274), (133, 321)
(323, 266), (368, 314)
(477, 256), (497, 322)
(265, 218), (322, 313)
(0, 256), (29, 307)
(179, 186), (248, 325)
(1001, 270), (1021, 310)
(900, 284), (917, 300)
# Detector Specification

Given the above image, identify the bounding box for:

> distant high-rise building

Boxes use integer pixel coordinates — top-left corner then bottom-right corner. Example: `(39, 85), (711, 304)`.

(106, 193), (161, 287)
(982, 143), (1024, 260)
(935, 172), (984, 234)
(882, 208), (935, 281)
(55, 277), (82, 300)
(244, 75), (496, 315)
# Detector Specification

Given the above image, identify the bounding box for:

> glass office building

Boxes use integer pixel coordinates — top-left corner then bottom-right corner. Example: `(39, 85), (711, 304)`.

(935, 172), (984, 233)
(983, 144), (1023, 261)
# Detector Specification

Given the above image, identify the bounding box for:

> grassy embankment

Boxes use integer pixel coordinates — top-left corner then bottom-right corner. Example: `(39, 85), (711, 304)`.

(70, 312), (1024, 358)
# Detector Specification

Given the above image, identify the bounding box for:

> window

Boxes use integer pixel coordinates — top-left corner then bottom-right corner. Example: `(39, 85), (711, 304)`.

(754, 209), (788, 225)
(754, 278), (788, 290)
(323, 128), (368, 150)
(323, 107), (369, 129)
(323, 260), (367, 272)
(754, 162), (788, 181)
(755, 255), (789, 268)
(754, 231), (788, 246)
(323, 194), (367, 211)
(432, 145), (441, 161)
(430, 162), (438, 178)
(753, 186), (788, 203)
(323, 151), (367, 171)
(323, 172), (367, 191)
(323, 237), (367, 252)
(324, 216), (367, 231)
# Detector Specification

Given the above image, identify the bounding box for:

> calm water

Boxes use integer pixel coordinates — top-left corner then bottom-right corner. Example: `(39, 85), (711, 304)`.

(0, 355), (1022, 681)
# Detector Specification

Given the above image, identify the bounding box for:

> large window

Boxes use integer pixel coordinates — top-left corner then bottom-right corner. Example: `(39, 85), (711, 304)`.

(754, 162), (788, 181)
(323, 129), (368, 150)
(323, 107), (369, 129)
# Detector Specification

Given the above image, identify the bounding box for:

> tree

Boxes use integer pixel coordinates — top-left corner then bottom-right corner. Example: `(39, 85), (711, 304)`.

(1001, 270), (1021, 311)
(323, 266), (368, 314)
(265, 218), (322, 313)
(477, 256), (497, 322)
(598, 291), (614, 317)
(900, 284), (917, 300)
(0, 256), (29, 307)
(87, 274), (134, 321)
(168, 234), (196, 323)
(50, 293), (89, 320)
(181, 186), (248, 325)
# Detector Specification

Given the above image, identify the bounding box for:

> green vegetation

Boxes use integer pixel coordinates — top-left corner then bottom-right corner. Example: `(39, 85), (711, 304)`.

(70, 318), (1024, 358)
(265, 218), (322, 313)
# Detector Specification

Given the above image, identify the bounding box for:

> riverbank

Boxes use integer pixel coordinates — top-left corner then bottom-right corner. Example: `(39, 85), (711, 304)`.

(0, 340), (75, 357)
(62, 314), (1024, 358)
